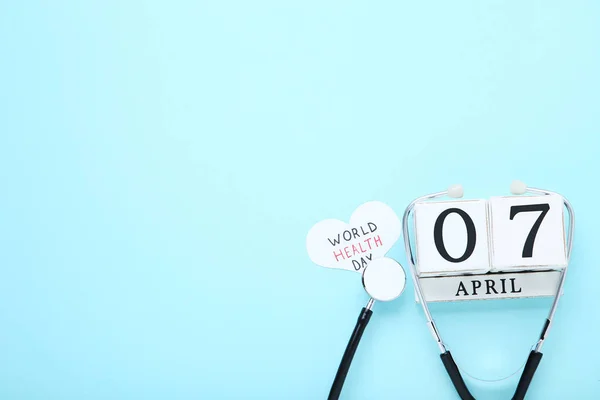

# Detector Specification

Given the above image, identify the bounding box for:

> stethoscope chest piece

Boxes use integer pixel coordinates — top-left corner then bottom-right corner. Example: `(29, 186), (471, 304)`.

(362, 257), (406, 302)
(306, 201), (407, 400)
(327, 257), (407, 400)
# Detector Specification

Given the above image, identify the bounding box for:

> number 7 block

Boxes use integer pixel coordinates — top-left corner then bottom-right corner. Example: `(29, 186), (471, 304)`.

(489, 194), (567, 271)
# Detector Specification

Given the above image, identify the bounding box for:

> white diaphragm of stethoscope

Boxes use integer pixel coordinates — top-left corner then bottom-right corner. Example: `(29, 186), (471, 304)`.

(402, 181), (574, 400)
(363, 257), (407, 302)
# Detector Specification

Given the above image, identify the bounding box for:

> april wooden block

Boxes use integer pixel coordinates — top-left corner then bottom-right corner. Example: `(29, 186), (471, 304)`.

(418, 270), (563, 302)
(414, 200), (490, 277)
(489, 195), (567, 271)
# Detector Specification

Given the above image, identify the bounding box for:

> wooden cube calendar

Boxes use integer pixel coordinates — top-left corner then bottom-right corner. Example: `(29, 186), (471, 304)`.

(405, 184), (572, 302)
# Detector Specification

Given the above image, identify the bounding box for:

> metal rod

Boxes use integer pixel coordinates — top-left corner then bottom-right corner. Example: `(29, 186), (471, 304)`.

(403, 186), (574, 355)
(403, 190), (448, 353)
(526, 188), (575, 352)
(365, 298), (375, 311)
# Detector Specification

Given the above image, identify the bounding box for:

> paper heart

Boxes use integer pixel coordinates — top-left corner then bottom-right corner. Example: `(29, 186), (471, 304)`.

(306, 201), (401, 273)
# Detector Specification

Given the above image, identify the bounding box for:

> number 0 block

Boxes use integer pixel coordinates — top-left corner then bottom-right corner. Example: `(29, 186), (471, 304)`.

(414, 200), (490, 276)
(489, 195), (567, 271)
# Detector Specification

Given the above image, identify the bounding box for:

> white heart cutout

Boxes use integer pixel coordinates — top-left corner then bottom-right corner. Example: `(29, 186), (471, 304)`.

(306, 201), (402, 273)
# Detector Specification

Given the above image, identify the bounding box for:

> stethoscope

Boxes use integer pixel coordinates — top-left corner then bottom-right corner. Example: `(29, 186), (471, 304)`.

(328, 257), (407, 400)
(402, 181), (575, 400)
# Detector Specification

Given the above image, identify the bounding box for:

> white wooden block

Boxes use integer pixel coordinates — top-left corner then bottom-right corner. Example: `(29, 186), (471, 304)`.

(414, 200), (491, 277)
(489, 195), (567, 271)
(417, 271), (562, 302)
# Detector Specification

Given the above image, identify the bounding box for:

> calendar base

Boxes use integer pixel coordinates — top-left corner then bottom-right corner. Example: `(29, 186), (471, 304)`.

(416, 270), (563, 302)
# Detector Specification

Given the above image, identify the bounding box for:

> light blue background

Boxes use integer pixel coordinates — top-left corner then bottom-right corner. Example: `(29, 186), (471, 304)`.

(1, 1), (599, 399)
